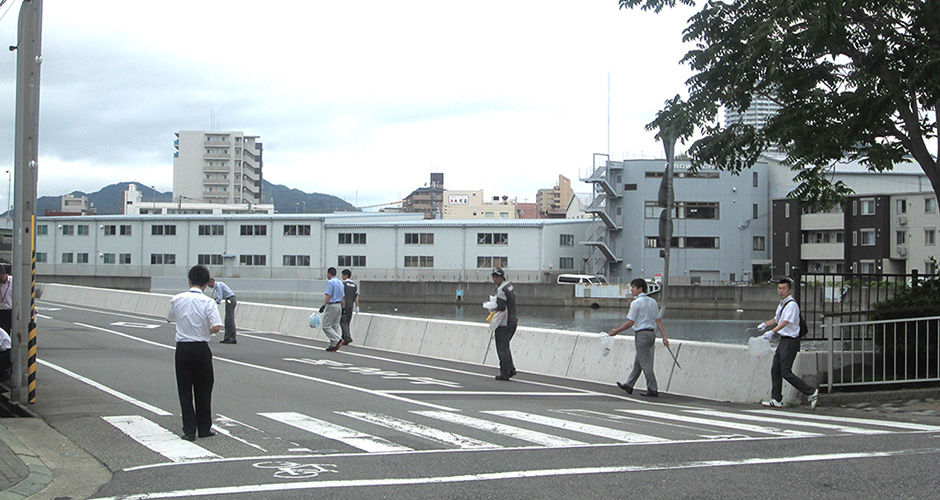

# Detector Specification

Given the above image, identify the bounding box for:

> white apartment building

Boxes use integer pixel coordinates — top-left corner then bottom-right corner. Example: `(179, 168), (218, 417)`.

(34, 214), (593, 283)
(441, 190), (517, 220)
(173, 131), (263, 205)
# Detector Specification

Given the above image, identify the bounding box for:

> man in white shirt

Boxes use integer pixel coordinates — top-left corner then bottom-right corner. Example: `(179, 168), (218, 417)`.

(167, 265), (223, 441)
(757, 277), (818, 409)
(608, 278), (669, 397)
(208, 278), (237, 344)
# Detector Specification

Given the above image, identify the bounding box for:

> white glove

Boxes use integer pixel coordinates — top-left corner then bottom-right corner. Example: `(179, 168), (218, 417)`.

(756, 322), (766, 333)
(353, 306), (359, 313)
(762, 330), (774, 340)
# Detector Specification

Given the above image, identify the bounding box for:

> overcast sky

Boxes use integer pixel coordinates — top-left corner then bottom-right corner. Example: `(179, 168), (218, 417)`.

(0, 0), (698, 209)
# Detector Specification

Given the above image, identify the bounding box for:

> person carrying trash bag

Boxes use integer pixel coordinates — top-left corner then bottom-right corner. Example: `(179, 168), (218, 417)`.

(756, 276), (819, 409)
(608, 278), (669, 397)
(484, 267), (517, 381)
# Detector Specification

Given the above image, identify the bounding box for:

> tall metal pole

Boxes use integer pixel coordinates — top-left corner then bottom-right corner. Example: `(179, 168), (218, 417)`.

(11, 0), (43, 405)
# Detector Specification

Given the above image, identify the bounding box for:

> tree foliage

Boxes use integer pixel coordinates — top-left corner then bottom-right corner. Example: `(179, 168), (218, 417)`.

(619, 0), (940, 207)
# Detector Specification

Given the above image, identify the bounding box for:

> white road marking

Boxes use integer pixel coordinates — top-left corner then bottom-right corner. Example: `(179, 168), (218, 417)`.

(86, 448), (940, 499)
(103, 416), (220, 462)
(339, 411), (499, 449)
(111, 321), (162, 329)
(413, 411), (587, 447)
(39, 359), (172, 416)
(689, 409), (891, 435)
(619, 409), (824, 438)
(212, 415), (268, 453)
(484, 410), (668, 443)
(749, 410), (940, 431)
(260, 412), (412, 453)
(380, 391), (597, 396)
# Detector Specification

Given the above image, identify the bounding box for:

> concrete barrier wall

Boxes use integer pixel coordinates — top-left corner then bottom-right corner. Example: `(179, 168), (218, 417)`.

(38, 283), (815, 405)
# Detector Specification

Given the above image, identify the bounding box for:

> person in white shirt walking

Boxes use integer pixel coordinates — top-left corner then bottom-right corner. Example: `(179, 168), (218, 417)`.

(757, 276), (819, 409)
(608, 278), (669, 397)
(167, 265), (223, 441)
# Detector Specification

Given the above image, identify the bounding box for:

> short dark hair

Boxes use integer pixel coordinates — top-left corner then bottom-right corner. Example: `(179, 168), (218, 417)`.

(773, 276), (794, 288)
(327, 267), (337, 277)
(630, 278), (648, 293)
(188, 265), (211, 287)
(342, 269), (351, 278)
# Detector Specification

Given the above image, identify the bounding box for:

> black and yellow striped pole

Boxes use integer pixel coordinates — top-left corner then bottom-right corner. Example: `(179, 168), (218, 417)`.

(27, 215), (37, 403)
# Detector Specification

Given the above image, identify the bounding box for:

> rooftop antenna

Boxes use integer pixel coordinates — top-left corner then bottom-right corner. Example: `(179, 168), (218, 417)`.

(607, 72), (610, 155)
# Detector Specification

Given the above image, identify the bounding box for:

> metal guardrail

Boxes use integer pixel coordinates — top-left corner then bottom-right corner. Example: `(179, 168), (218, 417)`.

(826, 315), (940, 391)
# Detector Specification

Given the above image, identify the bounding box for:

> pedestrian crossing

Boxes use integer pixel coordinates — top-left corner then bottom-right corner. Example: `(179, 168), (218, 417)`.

(102, 406), (940, 466)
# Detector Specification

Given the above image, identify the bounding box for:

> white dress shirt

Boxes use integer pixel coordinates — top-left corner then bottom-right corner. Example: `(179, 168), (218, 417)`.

(167, 288), (223, 343)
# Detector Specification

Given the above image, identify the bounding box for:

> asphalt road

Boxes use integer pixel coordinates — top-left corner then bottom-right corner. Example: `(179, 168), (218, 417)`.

(29, 299), (940, 499)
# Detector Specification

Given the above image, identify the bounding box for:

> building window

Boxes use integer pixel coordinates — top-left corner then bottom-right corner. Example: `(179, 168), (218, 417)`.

(896, 231), (906, 245)
(926, 260), (937, 275)
(853, 231), (858, 246)
(77, 253), (89, 264)
(151, 225), (177, 236)
(405, 233), (434, 245)
(926, 229), (936, 246)
(560, 234), (574, 247)
(753, 236), (765, 251)
(616, 206), (622, 216)
(120, 253), (132, 264)
(860, 198), (876, 215)
(120, 225), (132, 236)
(36, 225), (48, 235)
(150, 254), (176, 265)
(927, 198), (937, 214)
(102, 253), (116, 264)
(283, 224), (311, 236)
(61, 225), (74, 235)
(477, 256), (508, 268)
(104, 225), (117, 236)
(339, 233), (367, 245)
(197, 254), (224, 265)
(785, 232), (790, 247)
(684, 237), (719, 249)
(860, 260), (876, 274)
(897, 199), (907, 214)
(35, 252), (46, 263)
(77, 224), (89, 236)
(785, 203), (790, 218)
(198, 224), (225, 236)
(477, 233), (508, 245)
(61, 253), (74, 264)
(624, 183), (637, 191)
(559, 257), (574, 270)
(404, 256), (434, 268)
(753, 171), (758, 187)
(240, 224), (267, 236)
(753, 204), (759, 219)
(337, 255), (366, 267)
(860, 229), (876, 246)
(239, 255), (267, 266)
(644, 201), (719, 219)
(284, 255), (312, 266)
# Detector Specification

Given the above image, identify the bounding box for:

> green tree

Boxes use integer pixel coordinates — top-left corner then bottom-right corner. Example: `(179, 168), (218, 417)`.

(619, 0), (940, 208)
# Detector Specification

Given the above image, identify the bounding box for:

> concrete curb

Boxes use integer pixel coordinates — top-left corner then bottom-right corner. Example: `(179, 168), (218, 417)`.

(0, 421), (52, 500)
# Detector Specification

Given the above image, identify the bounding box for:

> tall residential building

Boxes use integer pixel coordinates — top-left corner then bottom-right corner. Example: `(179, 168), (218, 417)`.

(535, 175), (574, 218)
(724, 95), (782, 155)
(173, 131), (263, 205)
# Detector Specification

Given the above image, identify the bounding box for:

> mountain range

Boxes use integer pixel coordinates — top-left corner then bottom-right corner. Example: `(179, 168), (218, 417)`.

(36, 180), (357, 215)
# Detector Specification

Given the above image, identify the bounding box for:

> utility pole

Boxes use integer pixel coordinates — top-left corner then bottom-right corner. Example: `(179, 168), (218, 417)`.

(11, 0), (43, 405)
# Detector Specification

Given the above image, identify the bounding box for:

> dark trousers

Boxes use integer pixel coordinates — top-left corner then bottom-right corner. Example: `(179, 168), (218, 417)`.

(495, 321), (517, 376)
(625, 330), (658, 392)
(175, 342), (214, 436)
(223, 298), (237, 342)
(340, 307), (354, 342)
(0, 309), (10, 336)
(771, 337), (815, 401)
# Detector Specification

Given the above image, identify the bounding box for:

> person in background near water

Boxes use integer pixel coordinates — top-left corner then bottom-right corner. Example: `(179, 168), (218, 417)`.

(319, 267), (345, 352)
(491, 267), (518, 381)
(608, 278), (669, 397)
(757, 276), (819, 409)
(340, 269), (359, 346)
(167, 265), (223, 441)
(208, 277), (237, 344)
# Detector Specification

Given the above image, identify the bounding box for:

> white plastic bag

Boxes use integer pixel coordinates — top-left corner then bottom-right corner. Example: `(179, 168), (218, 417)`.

(489, 310), (507, 332)
(483, 295), (498, 311)
(599, 332), (613, 357)
(747, 336), (773, 359)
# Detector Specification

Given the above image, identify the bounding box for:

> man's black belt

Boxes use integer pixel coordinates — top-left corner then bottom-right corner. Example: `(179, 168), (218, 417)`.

(636, 328), (654, 332)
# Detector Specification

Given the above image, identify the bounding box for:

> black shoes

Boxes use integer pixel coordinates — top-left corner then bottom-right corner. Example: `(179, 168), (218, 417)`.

(495, 374), (511, 381)
(326, 339), (345, 352)
(509, 370), (517, 378)
(220, 340), (236, 344)
(343, 339), (353, 345)
(617, 382), (633, 394)
(199, 430), (216, 438)
(640, 390), (659, 397)
(181, 434), (195, 441)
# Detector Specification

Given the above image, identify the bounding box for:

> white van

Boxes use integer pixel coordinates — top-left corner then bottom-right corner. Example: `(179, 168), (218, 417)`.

(556, 274), (608, 285)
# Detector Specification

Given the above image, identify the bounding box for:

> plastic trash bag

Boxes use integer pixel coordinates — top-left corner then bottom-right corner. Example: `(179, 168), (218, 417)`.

(483, 295), (498, 311)
(489, 310), (507, 332)
(747, 336), (773, 359)
(599, 332), (613, 357)
(309, 312), (321, 329)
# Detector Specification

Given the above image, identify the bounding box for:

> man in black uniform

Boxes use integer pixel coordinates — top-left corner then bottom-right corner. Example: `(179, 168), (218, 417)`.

(491, 267), (518, 381)
(340, 269), (359, 345)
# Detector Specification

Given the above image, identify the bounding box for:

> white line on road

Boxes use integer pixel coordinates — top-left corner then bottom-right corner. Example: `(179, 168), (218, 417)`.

(260, 412), (413, 453)
(689, 409), (891, 435)
(379, 391), (597, 396)
(86, 448), (940, 499)
(39, 359), (172, 416)
(103, 416), (220, 462)
(749, 409), (940, 431)
(413, 411), (587, 447)
(339, 411), (499, 449)
(484, 410), (668, 444)
(618, 409), (824, 438)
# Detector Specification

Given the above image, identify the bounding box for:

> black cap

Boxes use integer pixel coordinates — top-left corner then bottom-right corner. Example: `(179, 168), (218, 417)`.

(491, 267), (505, 277)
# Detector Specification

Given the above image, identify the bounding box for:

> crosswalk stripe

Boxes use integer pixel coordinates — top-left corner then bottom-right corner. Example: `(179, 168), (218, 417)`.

(749, 410), (940, 431)
(687, 410), (890, 435)
(413, 411), (587, 447)
(260, 412), (412, 453)
(484, 410), (668, 443)
(339, 412), (500, 449)
(618, 410), (824, 438)
(102, 416), (220, 462)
